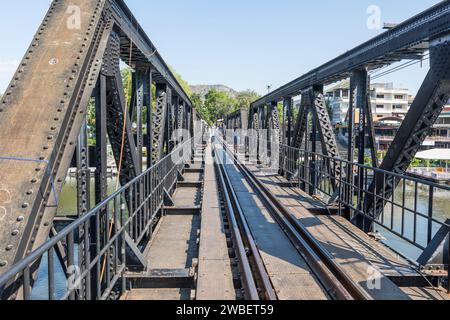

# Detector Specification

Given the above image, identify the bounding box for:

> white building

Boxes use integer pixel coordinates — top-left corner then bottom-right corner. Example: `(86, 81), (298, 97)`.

(325, 81), (410, 125)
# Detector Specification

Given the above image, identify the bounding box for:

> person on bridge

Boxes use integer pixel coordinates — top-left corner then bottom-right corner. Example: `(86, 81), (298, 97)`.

(233, 127), (240, 154)
(209, 126), (216, 144)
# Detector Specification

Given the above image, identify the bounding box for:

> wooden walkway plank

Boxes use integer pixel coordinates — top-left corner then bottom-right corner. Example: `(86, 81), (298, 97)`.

(247, 163), (448, 300)
(197, 145), (236, 300)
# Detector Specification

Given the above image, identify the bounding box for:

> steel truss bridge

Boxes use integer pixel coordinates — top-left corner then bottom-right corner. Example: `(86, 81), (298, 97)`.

(0, 0), (449, 300)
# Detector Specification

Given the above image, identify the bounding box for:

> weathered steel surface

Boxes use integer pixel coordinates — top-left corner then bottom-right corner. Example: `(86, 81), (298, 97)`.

(250, 168), (448, 300)
(0, 0), (110, 270)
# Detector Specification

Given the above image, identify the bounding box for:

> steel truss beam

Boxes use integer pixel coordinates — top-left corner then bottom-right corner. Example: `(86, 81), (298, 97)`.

(104, 33), (140, 185)
(0, 0), (113, 273)
(292, 93), (311, 150)
(358, 35), (450, 231)
(76, 120), (90, 217)
(349, 69), (378, 168)
(266, 102), (282, 166)
(283, 98), (293, 146)
(152, 84), (169, 163)
(130, 70), (145, 173)
(0, 0), (194, 278)
(110, 0), (192, 107)
(307, 87), (342, 184)
(144, 70), (153, 168)
(94, 76), (108, 206)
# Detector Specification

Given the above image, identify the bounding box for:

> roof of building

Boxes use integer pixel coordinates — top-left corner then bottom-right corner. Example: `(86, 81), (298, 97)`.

(416, 149), (450, 161)
(325, 80), (408, 94)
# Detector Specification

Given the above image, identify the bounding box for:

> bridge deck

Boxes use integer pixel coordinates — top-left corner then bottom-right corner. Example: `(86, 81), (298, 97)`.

(220, 145), (328, 300)
(196, 145), (236, 300)
(245, 161), (449, 300)
(122, 149), (206, 301)
(121, 143), (448, 301)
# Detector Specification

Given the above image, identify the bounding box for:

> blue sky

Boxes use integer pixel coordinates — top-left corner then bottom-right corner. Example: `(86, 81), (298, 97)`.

(0, 0), (441, 96)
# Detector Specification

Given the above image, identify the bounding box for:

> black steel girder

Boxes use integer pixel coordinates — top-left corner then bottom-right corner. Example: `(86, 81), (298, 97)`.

(358, 34), (450, 231)
(0, 0), (195, 276)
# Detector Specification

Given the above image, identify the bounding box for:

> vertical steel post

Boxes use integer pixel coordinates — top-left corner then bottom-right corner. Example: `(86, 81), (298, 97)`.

(154, 83), (169, 162)
(310, 114), (317, 196)
(93, 75), (107, 300)
(165, 88), (173, 154)
(146, 69), (153, 169)
(365, 78), (378, 167)
(76, 117), (89, 299)
(304, 111), (310, 194)
(95, 75), (108, 205)
(172, 95), (180, 146)
(77, 119), (90, 217)
(353, 69), (369, 211)
(285, 97), (293, 146)
(347, 74), (357, 216)
(135, 71), (145, 174)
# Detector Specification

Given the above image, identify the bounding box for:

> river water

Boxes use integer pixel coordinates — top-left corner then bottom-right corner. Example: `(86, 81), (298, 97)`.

(376, 182), (450, 261)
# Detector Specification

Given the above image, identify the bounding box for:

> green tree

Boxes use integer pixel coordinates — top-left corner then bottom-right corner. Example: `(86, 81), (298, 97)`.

(191, 93), (212, 124)
(204, 89), (237, 124)
(235, 90), (260, 111)
(410, 157), (422, 168)
(121, 68), (133, 106)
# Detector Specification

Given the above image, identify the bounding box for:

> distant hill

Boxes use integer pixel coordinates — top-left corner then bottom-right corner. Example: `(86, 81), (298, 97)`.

(190, 84), (238, 98)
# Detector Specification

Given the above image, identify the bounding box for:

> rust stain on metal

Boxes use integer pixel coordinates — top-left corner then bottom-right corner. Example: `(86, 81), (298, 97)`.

(0, 0), (108, 270)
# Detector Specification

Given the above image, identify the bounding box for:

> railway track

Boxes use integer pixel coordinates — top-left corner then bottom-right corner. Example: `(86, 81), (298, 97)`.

(214, 143), (277, 300)
(213, 138), (372, 300)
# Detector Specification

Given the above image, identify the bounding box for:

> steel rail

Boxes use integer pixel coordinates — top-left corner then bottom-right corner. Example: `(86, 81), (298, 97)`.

(213, 143), (277, 301)
(220, 139), (372, 300)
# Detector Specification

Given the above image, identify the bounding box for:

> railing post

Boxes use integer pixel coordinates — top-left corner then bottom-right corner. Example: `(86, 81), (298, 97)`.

(309, 119), (317, 196)
(427, 185), (434, 245)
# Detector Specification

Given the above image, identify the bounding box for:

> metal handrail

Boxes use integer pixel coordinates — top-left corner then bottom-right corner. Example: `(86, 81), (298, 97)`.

(252, 138), (449, 251)
(0, 139), (194, 300)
